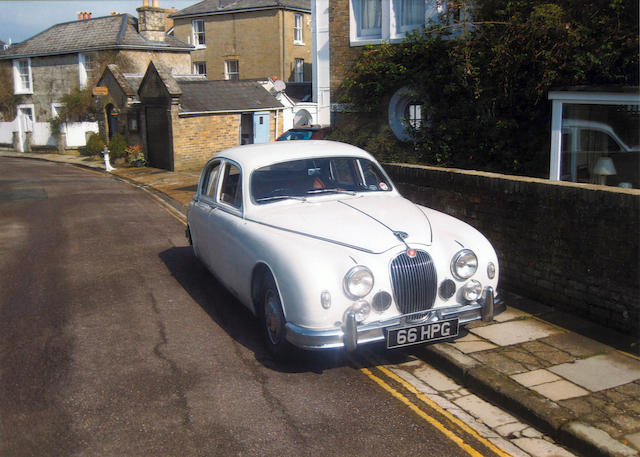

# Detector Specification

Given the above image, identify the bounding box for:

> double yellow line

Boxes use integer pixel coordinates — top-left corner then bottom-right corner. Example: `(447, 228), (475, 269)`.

(356, 356), (513, 457)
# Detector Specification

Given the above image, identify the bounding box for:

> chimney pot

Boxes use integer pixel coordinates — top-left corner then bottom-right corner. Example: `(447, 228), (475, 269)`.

(143, 0), (149, 6)
(88, 12), (92, 19)
(152, 0), (159, 7)
(77, 12), (82, 20)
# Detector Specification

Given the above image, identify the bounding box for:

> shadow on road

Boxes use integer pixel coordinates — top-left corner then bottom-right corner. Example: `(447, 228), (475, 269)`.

(158, 246), (400, 373)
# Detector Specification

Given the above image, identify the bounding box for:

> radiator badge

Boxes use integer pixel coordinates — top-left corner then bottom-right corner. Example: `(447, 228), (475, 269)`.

(407, 248), (417, 258)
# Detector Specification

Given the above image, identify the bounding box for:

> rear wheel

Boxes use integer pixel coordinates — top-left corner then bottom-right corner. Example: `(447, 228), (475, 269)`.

(262, 278), (293, 359)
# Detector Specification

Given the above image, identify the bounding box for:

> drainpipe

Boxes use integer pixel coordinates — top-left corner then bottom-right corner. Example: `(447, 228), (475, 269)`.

(275, 110), (279, 139)
(282, 9), (286, 81)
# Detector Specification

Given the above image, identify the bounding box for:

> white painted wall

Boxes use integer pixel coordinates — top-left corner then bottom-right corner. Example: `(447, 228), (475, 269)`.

(312, 0), (331, 127)
(0, 120), (98, 149)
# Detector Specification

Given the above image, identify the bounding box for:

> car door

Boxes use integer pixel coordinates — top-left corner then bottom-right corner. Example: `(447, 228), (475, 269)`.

(206, 160), (249, 298)
(190, 159), (221, 269)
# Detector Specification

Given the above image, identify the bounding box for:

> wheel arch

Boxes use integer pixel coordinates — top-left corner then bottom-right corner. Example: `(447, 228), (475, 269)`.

(251, 262), (277, 317)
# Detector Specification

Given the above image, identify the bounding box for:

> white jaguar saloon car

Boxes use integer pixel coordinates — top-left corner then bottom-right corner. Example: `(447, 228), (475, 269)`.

(186, 141), (504, 357)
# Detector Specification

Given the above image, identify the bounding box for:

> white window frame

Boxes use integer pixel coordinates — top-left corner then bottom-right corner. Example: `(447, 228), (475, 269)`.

(225, 60), (239, 80)
(406, 102), (423, 129)
(548, 90), (640, 181)
(13, 58), (33, 94)
(192, 19), (206, 48)
(391, 0), (426, 38)
(51, 102), (63, 119)
(294, 13), (304, 44)
(193, 61), (207, 76)
(350, 0), (384, 44)
(294, 58), (304, 82)
(350, 0), (447, 45)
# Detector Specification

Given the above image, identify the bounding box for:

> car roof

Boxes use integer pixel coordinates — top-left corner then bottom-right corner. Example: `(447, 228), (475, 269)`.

(214, 140), (376, 171)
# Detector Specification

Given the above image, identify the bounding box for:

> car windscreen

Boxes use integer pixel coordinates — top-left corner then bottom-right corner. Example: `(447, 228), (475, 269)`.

(251, 157), (392, 203)
(277, 130), (314, 141)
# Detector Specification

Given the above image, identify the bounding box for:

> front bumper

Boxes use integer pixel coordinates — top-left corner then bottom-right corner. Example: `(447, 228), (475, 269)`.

(285, 286), (504, 351)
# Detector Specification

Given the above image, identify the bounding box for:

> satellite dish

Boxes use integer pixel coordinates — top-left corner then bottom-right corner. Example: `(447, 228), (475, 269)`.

(273, 79), (287, 93)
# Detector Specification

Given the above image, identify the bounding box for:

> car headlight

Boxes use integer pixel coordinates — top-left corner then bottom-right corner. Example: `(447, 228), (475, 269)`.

(343, 266), (374, 299)
(451, 249), (478, 280)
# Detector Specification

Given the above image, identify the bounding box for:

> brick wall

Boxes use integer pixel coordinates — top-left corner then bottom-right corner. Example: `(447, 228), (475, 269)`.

(171, 110), (240, 171)
(172, 9), (312, 82)
(385, 163), (640, 335)
(328, 0), (363, 100)
(171, 109), (281, 171)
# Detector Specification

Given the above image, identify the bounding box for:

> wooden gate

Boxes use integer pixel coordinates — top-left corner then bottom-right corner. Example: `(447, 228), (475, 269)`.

(145, 106), (173, 170)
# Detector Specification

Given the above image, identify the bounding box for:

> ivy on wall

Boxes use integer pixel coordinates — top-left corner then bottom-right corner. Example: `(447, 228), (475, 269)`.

(336, 0), (639, 177)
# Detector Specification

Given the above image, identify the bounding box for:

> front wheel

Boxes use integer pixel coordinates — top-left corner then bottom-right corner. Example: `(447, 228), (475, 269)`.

(262, 279), (293, 359)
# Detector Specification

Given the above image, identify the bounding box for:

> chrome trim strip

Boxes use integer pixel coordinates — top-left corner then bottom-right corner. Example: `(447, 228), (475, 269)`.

(284, 288), (504, 350)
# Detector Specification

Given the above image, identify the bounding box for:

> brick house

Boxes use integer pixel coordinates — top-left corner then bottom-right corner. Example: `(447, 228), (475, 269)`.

(313, 0), (459, 134)
(170, 0), (312, 83)
(0, 3), (192, 152)
(98, 60), (284, 171)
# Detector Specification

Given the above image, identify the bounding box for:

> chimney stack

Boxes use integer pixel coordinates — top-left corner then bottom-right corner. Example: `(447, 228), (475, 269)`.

(137, 0), (166, 42)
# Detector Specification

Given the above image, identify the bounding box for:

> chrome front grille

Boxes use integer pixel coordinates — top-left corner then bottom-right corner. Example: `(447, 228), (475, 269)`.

(390, 250), (437, 319)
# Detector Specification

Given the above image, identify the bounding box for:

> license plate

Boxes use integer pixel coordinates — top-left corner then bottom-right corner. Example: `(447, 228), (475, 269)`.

(386, 318), (459, 349)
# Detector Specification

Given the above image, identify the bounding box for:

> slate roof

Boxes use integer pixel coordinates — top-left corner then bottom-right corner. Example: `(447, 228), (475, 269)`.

(0, 14), (192, 60)
(178, 80), (284, 113)
(171, 0), (310, 18)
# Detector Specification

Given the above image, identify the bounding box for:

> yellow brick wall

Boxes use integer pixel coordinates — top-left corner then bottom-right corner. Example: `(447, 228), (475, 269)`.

(171, 108), (240, 171)
(172, 9), (312, 81)
(170, 108), (282, 171)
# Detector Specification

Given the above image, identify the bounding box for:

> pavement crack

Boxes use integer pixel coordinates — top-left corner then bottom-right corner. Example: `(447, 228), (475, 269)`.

(233, 342), (311, 453)
(150, 293), (192, 428)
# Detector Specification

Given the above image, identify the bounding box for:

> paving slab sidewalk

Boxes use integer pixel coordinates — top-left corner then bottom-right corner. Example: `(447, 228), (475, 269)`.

(3, 150), (639, 457)
(415, 296), (640, 457)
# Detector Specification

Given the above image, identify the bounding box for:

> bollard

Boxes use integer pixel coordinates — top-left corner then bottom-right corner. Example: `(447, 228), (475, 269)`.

(102, 146), (116, 172)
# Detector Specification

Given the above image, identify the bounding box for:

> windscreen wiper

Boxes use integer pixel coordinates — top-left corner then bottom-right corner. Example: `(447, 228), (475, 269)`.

(306, 188), (357, 196)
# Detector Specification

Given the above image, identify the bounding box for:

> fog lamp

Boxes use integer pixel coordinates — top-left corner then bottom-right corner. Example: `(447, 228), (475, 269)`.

(462, 280), (482, 302)
(350, 300), (371, 323)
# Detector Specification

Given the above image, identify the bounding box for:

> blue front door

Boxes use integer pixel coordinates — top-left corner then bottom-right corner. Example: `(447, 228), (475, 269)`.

(253, 111), (270, 144)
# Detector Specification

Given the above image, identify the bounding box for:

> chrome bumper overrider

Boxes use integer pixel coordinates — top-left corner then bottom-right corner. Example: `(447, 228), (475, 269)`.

(285, 286), (504, 351)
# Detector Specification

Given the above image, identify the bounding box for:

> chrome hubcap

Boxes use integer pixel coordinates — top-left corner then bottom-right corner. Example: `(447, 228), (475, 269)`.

(265, 290), (282, 345)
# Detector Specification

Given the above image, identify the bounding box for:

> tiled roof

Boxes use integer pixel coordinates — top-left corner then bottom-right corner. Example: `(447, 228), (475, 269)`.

(178, 80), (284, 113)
(0, 14), (192, 59)
(171, 0), (310, 18)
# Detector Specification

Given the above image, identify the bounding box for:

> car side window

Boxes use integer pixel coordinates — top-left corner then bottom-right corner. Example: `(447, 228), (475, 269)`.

(201, 160), (221, 199)
(219, 163), (242, 209)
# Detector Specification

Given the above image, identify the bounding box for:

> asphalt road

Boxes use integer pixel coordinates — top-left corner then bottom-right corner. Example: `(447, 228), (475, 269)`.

(0, 158), (502, 457)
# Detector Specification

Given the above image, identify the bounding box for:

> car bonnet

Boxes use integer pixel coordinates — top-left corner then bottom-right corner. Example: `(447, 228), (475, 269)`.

(249, 195), (432, 254)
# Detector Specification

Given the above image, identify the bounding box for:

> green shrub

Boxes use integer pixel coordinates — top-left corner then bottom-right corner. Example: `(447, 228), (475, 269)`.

(107, 133), (127, 159)
(85, 133), (105, 156)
